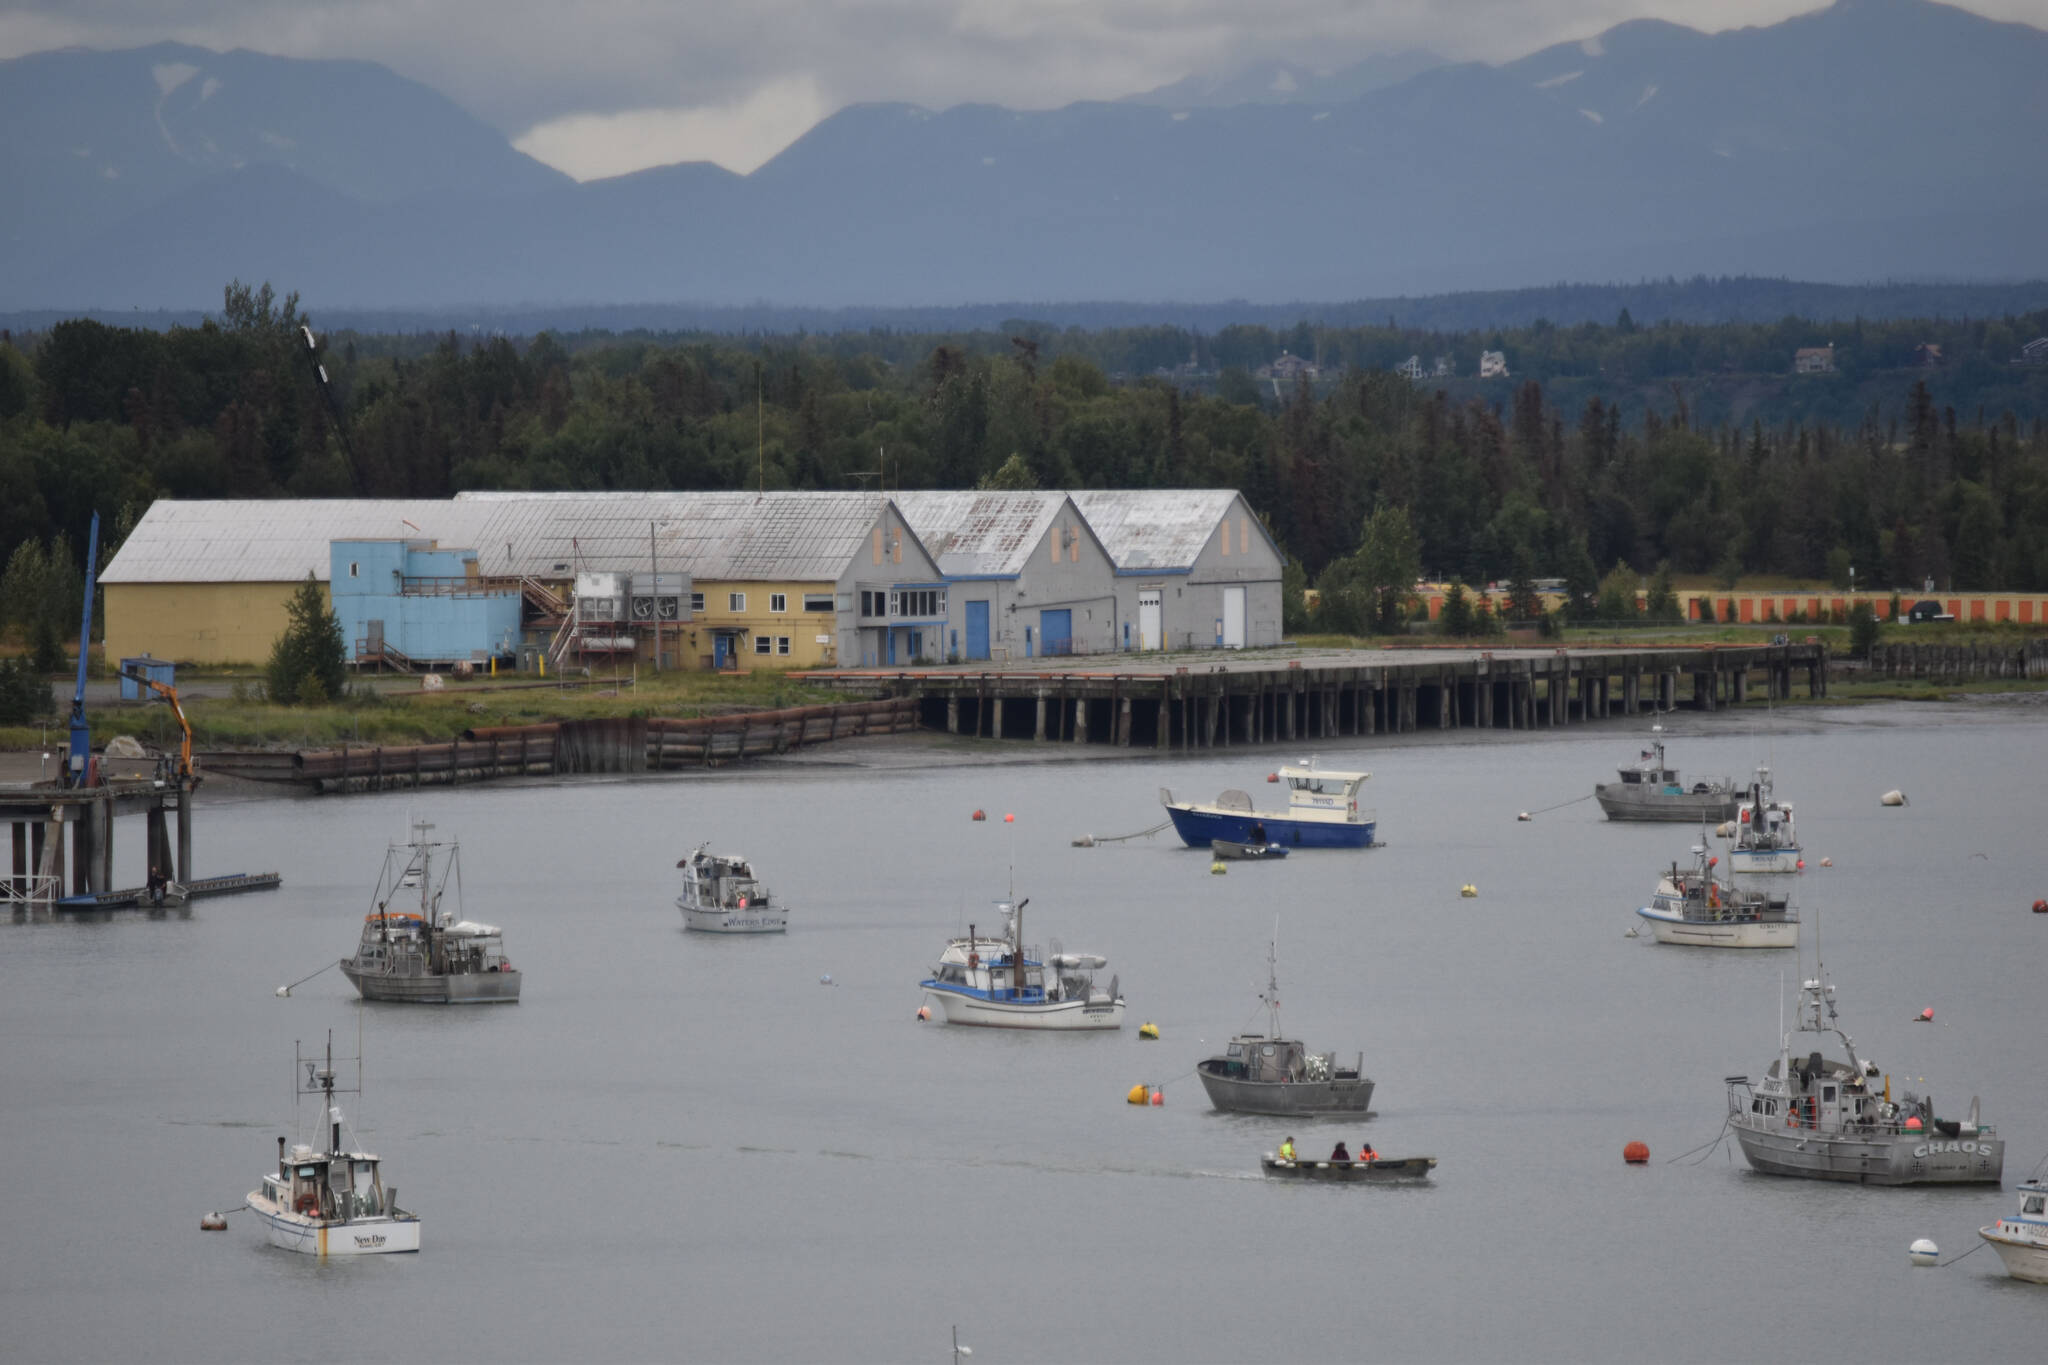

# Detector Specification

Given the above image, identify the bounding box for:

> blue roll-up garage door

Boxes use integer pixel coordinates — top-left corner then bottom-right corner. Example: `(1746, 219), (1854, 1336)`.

(965, 600), (990, 660)
(1040, 608), (1073, 656)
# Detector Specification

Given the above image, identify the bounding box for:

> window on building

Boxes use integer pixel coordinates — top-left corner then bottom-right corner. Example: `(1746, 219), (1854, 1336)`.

(776, 636), (791, 655)
(754, 635), (772, 654)
(348, 562), (359, 578)
(804, 593), (835, 612)
(892, 588), (943, 618)
(770, 593), (787, 613)
(690, 592), (704, 612)
(860, 590), (882, 618)
(728, 592), (746, 612)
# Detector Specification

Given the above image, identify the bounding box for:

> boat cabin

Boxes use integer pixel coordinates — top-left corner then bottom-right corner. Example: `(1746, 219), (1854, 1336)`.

(1278, 766), (1369, 817)
(680, 849), (773, 911)
(261, 1141), (392, 1223)
(1741, 1052), (1910, 1134)
(353, 912), (512, 977)
(1213, 1035), (1361, 1083)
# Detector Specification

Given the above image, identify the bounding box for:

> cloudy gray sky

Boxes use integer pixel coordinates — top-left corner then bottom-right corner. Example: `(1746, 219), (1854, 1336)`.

(2, 1), (2039, 177)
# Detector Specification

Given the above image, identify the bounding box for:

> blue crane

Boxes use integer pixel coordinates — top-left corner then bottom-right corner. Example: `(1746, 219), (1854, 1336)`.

(62, 511), (100, 788)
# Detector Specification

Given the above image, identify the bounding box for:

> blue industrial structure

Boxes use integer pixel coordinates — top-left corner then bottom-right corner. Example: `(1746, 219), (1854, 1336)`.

(118, 655), (176, 700)
(329, 540), (521, 669)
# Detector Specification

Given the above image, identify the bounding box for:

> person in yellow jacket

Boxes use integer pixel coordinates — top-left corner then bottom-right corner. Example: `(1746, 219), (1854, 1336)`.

(1278, 1136), (1296, 1163)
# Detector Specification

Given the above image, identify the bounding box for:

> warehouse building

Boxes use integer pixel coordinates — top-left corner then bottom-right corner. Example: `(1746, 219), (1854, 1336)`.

(1069, 490), (1284, 650)
(893, 491), (1118, 660)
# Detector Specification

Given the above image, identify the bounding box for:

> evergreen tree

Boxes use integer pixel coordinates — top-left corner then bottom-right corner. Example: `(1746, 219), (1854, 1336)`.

(1437, 582), (1475, 636)
(266, 575), (346, 705)
(0, 657), (55, 723)
(1644, 560), (1681, 622)
(1848, 601), (1881, 659)
(1355, 503), (1422, 632)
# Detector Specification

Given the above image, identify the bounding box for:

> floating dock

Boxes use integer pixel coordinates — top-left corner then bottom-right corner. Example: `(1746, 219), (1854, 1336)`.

(55, 871), (284, 913)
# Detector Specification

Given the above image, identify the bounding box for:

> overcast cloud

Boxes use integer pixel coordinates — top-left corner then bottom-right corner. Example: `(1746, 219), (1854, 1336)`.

(2, 1), (2038, 176)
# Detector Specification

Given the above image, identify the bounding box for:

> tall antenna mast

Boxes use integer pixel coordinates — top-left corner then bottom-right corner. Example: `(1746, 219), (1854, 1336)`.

(756, 363), (765, 496)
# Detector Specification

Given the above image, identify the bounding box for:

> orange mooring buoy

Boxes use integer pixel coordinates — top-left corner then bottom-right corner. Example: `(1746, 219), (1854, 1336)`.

(1003, 813), (1014, 823)
(1623, 1140), (1650, 1164)
(2033, 898), (2047, 914)
(1150, 1088), (1163, 1106)
(972, 809), (985, 821)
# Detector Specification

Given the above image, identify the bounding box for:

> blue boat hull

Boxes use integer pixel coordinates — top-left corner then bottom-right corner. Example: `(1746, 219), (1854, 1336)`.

(1165, 805), (1373, 849)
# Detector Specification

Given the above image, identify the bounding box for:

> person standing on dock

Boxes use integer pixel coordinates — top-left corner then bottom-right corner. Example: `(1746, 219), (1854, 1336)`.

(146, 864), (165, 907)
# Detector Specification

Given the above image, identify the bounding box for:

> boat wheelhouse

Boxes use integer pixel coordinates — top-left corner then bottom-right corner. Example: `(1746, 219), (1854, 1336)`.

(676, 846), (789, 933)
(1195, 939), (1373, 1116)
(1161, 762), (1374, 849)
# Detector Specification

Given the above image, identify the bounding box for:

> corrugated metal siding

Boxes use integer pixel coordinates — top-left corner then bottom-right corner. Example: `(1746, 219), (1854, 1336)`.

(1069, 490), (1241, 571)
(891, 491), (1065, 576)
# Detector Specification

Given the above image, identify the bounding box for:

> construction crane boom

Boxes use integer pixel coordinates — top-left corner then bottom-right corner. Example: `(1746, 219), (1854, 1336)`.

(63, 511), (101, 788)
(120, 668), (199, 786)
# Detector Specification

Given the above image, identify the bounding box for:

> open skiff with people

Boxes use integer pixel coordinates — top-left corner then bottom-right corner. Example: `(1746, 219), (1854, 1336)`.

(1262, 1149), (1435, 1182)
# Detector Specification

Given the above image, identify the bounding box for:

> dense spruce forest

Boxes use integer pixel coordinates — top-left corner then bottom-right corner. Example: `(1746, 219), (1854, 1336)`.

(4, 282), (2047, 649)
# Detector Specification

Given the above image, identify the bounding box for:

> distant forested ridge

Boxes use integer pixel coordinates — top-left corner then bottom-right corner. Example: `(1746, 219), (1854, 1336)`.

(5, 284), (2048, 644)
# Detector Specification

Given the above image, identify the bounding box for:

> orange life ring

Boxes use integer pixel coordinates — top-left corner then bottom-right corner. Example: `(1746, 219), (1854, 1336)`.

(295, 1192), (320, 1216)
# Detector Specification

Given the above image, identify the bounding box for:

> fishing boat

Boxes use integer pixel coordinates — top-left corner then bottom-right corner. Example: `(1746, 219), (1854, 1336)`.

(919, 897), (1124, 1030)
(1196, 938), (1373, 1115)
(244, 1034), (420, 1256)
(1979, 1173), (2048, 1283)
(1261, 1152), (1435, 1182)
(1210, 839), (1288, 861)
(1724, 766), (1801, 874)
(1160, 762), (1374, 849)
(1725, 971), (2002, 1184)
(1594, 726), (1741, 822)
(340, 821), (520, 1004)
(1635, 841), (1797, 948)
(676, 845), (789, 933)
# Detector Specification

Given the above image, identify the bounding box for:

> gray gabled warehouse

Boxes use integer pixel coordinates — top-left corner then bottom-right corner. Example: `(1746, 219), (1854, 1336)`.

(892, 491), (1118, 660)
(1069, 490), (1284, 650)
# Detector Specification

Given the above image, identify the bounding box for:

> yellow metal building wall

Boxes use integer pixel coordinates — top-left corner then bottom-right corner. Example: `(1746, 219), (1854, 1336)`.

(103, 581), (313, 665)
(685, 580), (839, 671)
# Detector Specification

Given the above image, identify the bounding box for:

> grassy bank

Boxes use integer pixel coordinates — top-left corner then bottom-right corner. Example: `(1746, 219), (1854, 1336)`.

(0, 669), (854, 753)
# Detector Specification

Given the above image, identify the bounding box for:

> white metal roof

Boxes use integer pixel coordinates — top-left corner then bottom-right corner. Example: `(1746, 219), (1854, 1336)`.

(102, 492), (936, 585)
(890, 490), (1069, 577)
(1068, 489), (1253, 572)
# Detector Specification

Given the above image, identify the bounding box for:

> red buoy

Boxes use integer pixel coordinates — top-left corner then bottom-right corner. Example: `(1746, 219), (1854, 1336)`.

(1266, 773), (1279, 783)
(971, 810), (985, 821)
(2033, 898), (2047, 914)
(1149, 1088), (1163, 1106)
(1003, 813), (1014, 823)
(1623, 1140), (1650, 1164)
(1916, 1007), (1934, 1022)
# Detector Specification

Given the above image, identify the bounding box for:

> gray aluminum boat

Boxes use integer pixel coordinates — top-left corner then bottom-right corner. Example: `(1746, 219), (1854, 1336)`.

(1196, 939), (1373, 1117)
(1261, 1153), (1435, 1182)
(1725, 972), (2000, 1184)
(340, 822), (520, 1004)
(1595, 726), (1741, 822)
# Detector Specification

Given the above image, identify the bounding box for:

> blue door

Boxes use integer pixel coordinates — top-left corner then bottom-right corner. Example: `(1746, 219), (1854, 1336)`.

(713, 635), (732, 670)
(965, 601), (990, 660)
(1040, 609), (1072, 656)
(885, 629), (897, 665)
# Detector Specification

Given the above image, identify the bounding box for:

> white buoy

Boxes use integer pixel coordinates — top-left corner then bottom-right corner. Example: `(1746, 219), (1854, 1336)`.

(1516, 812), (1532, 822)
(200, 1211), (228, 1231)
(275, 986), (290, 997)
(1908, 1237), (1939, 1266)
(1881, 790), (1908, 807)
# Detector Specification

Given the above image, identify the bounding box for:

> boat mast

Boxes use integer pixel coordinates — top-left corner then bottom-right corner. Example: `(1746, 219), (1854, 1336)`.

(1262, 920), (1283, 1039)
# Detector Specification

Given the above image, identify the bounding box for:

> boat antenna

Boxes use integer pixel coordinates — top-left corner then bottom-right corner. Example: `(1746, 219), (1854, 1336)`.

(1262, 917), (1283, 1039)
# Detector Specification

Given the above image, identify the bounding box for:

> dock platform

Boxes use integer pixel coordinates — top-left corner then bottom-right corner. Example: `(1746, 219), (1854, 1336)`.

(55, 871), (284, 913)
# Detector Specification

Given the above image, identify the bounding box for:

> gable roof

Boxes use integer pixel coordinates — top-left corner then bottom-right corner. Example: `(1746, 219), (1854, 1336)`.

(890, 490), (1071, 577)
(1069, 489), (1272, 572)
(103, 492), (937, 586)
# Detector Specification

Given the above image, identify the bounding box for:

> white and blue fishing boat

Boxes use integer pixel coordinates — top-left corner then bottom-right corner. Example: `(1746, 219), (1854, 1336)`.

(1160, 762), (1374, 849)
(1724, 766), (1801, 874)
(918, 897), (1124, 1030)
(1980, 1171), (2048, 1283)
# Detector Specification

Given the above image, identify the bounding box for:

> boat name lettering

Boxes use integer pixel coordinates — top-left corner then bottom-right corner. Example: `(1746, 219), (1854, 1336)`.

(352, 1234), (387, 1248)
(1911, 1140), (1984, 1157)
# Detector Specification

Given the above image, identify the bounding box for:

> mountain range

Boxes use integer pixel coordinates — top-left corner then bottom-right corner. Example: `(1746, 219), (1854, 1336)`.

(3, 0), (2044, 312)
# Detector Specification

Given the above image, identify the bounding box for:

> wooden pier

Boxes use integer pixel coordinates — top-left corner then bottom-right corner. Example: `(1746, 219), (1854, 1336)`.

(3, 776), (200, 913)
(198, 698), (922, 794)
(798, 642), (1831, 749)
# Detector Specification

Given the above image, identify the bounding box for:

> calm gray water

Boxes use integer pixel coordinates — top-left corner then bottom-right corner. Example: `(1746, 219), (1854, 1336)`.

(4, 700), (2044, 1363)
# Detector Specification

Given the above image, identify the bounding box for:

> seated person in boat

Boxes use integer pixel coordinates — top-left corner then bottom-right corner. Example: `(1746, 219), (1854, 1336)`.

(1331, 1141), (1350, 1163)
(1358, 1142), (1376, 1162)
(1278, 1137), (1296, 1162)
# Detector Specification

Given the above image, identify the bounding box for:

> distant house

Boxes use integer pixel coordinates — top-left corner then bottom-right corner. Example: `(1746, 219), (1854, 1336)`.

(1432, 355), (1455, 378)
(1393, 354), (1423, 380)
(1914, 342), (1942, 367)
(2019, 336), (2048, 366)
(1258, 350), (1320, 383)
(1479, 350), (1509, 379)
(1794, 344), (1836, 374)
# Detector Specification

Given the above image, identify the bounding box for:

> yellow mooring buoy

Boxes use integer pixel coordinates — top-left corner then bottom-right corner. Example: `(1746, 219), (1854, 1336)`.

(1139, 1022), (1159, 1040)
